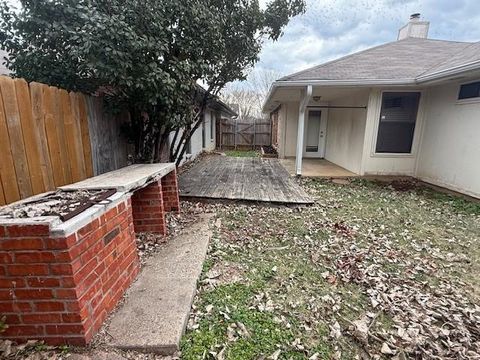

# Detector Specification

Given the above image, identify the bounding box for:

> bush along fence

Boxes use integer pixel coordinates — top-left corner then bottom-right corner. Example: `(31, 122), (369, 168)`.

(0, 76), (130, 206)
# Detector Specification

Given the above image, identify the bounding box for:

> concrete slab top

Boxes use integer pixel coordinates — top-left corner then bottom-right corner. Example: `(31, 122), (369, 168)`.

(61, 163), (176, 192)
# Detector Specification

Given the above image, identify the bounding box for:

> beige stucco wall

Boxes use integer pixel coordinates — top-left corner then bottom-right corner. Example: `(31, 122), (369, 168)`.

(361, 88), (426, 176)
(416, 82), (480, 198)
(325, 91), (369, 174)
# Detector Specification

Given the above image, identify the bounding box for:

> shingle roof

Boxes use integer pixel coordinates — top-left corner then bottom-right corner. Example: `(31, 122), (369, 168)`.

(279, 38), (474, 82)
(0, 49), (10, 75)
(420, 41), (480, 77)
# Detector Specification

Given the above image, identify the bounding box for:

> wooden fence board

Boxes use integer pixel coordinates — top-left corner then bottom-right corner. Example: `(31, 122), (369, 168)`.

(69, 92), (87, 181)
(78, 94), (94, 178)
(52, 87), (72, 185)
(0, 76), (33, 198)
(43, 85), (65, 187)
(14, 78), (45, 195)
(0, 173), (5, 205)
(0, 82), (20, 203)
(30, 82), (55, 191)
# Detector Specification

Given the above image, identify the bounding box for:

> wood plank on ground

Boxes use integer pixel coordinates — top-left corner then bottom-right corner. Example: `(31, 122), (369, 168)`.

(179, 155), (312, 204)
(0, 76), (33, 198)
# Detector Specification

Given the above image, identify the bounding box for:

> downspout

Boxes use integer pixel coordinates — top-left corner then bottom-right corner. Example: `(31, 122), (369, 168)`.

(295, 85), (313, 176)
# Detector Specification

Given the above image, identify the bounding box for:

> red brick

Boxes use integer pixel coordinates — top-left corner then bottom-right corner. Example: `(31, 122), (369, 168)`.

(43, 234), (77, 250)
(3, 314), (21, 324)
(0, 237), (44, 250)
(15, 251), (56, 263)
(7, 264), (49, 276)
(15, 288), (53, 299)
(62, 313), (83, 323)
(3, 325), (44, 337)
(0, 302), (32, 312)
(0, 226), (5, 237)
(35, 301), (65, 312)
(55, 288), (78, 299)
(6, 224), (49, 237)
(45, 324), (85, 335)
(0, 278), (25, 288)
(27, 277), (61, 288)
(0, 252), (12, 264)
(23, 313), (62, 324)
(50, 263), (74, 275)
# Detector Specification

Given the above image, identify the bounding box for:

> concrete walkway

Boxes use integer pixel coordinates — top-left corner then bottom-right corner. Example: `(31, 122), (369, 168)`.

(106, 215), (213, 354)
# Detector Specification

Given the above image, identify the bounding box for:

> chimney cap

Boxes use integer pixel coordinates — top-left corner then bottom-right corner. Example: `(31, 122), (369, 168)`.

(410, 13), (421, 20)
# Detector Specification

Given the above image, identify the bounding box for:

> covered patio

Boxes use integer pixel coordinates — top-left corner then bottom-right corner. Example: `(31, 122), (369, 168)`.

(266, 85), (371, 177)
(280, 158), (357, 177)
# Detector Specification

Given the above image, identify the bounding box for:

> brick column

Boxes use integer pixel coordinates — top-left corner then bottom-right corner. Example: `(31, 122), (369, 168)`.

(131, 180), (167, 235)
(161, 169), (180, 213)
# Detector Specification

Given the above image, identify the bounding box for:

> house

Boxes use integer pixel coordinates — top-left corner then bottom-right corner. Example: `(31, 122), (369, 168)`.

(263, 14), (480, 199)
(172, 94), (237, 164)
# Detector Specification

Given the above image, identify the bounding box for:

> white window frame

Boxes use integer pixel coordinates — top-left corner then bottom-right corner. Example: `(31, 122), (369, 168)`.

(210, 110), (215, 141)
(371, 89), (425, 158)
(456, 79), (480, 105)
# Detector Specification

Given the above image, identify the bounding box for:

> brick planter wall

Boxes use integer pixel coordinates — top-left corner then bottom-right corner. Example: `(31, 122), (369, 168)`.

(131, 168), (180, 235)
(0, 197), (139, 346)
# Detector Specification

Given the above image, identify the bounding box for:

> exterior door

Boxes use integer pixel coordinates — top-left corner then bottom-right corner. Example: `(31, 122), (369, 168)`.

(303, 108), (326, 158)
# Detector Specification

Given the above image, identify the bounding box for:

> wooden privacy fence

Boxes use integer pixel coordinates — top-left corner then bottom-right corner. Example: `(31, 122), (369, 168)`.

(219, 117), (271, 149)
(0, 76), (129, 206)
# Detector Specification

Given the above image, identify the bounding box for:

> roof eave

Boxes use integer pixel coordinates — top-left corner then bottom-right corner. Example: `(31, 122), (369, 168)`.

(262, 78), (416, 113)
(416, 60), (480, 84)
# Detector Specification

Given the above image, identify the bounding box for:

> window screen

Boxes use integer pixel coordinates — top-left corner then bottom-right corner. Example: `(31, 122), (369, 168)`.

(375, 92), (420, 154)
(458, 81), (480, 100)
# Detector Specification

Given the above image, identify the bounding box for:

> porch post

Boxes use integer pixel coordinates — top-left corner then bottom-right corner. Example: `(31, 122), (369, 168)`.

(295, 85), (313, 176)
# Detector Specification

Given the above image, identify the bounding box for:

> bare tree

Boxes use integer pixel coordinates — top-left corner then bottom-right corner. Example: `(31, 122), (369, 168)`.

(222, 68), (282, 119)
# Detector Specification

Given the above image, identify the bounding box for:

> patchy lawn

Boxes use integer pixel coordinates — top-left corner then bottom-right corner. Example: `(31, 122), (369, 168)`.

(223, 150), (260, 158)
(181, 179), (480, 359)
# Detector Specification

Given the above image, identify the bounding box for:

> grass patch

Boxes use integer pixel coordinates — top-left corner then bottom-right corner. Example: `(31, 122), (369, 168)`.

(224, 150), (260, 158)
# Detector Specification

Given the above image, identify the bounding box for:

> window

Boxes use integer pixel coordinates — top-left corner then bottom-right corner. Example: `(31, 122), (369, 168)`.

(210, 111), (215, 141)
(375, 92), (420, 154)
(458, 81), (480, 100)
(201, 113), (206, 149)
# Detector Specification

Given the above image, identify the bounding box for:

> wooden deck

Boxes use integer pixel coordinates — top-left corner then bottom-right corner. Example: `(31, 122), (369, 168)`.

(179, 156), (313, 204)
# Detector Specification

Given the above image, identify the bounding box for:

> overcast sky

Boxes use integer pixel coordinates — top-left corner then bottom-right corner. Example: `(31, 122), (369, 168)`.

(253, 0), (480, 79)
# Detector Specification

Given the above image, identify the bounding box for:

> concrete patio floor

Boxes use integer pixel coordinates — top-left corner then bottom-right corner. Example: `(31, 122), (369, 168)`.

(280, 158), (357, 177)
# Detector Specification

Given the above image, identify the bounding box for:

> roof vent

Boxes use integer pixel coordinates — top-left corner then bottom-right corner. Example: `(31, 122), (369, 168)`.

(398, 13), (429, 40)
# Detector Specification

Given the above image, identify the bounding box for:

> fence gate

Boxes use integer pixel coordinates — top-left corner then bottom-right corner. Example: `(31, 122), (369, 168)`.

(219, 117), (272, 149)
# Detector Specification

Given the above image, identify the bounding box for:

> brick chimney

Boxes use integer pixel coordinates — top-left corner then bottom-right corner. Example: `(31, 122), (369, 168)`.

(398, 13), (429, 40)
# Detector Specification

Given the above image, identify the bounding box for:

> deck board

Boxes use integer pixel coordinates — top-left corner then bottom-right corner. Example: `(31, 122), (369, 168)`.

(179, 156), (312, 204)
